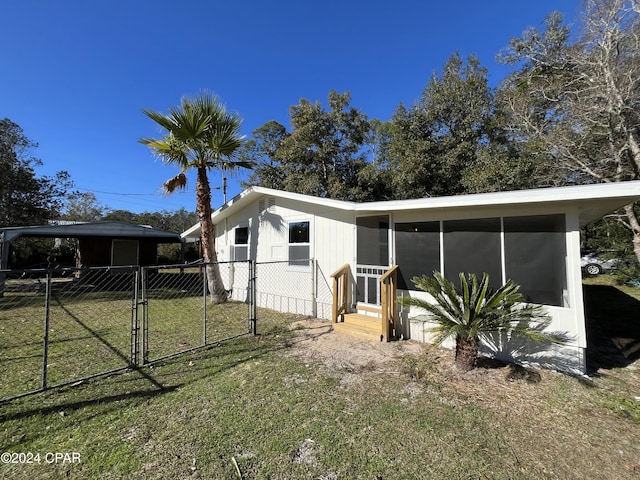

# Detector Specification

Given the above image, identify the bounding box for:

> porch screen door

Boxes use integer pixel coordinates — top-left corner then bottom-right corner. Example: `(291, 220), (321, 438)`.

(356, 215), (389, 305)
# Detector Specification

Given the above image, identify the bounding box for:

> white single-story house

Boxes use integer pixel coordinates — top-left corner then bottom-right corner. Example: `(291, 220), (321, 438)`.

(182, 181), (640, 374)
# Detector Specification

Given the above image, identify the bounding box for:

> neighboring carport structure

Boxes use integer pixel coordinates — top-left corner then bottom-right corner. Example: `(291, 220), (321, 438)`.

(0, 221), (184, 293)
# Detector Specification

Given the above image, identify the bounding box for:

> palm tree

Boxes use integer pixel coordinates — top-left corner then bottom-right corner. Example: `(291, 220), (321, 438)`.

(139, 92), (250, 303)
(398, 271), (566, 372)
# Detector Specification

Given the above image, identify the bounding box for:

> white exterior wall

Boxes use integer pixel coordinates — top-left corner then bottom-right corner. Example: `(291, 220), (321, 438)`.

(391, 203), (588, 374)
(213, 196), (355, 319)
(212, 195), (588, 373)
(181, 183), (640, 375)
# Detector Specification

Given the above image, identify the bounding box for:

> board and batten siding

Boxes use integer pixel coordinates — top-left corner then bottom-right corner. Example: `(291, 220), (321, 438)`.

(213, 196), (355, 320)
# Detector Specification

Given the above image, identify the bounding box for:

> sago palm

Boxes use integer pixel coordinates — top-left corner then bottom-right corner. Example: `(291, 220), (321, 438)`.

(398, 271), (566, 371)
(139, 92), (251, 303)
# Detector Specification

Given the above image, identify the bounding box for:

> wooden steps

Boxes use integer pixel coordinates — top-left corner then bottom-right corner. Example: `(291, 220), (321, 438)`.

(332, 312), (382, 342)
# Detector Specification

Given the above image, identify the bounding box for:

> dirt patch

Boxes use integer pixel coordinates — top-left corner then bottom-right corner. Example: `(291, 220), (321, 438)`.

(284, 318), (424, 372)
(282, 318), (571, 391)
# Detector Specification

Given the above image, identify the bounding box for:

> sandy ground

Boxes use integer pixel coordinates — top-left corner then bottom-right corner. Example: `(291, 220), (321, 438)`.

(284, 318), (425, 370)
(282, 317), (556, 386)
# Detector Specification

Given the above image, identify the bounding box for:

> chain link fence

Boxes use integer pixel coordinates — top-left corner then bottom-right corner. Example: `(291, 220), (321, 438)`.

(0, 261), (256, 402)
(141, 262), (254, 364)
(0, 267), (138, 401)
(0, 259), (331, 402)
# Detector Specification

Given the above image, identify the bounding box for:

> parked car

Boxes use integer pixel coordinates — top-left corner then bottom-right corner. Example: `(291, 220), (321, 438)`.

(580, 251), (618, 275)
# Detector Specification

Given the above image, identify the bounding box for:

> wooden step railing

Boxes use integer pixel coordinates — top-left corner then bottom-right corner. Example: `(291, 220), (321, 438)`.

(331, 264), (350, 324)
(379, 265), (398, 342)
(331, 263), (399, 342)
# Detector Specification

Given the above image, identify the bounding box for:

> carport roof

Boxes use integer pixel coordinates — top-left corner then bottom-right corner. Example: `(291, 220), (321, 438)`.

(0, 221), (184, 244)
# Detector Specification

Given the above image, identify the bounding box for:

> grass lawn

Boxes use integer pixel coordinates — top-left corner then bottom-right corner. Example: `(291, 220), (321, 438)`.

(0, 279), (639, 479)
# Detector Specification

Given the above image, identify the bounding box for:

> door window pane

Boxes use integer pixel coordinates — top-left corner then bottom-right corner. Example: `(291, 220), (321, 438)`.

(357, 216), (388, 266)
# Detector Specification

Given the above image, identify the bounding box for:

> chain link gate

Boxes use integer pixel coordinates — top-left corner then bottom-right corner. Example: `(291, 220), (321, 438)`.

(0, 266), (139, 402)
(0, 261), (257, 403)
(138, 261), (256, 364)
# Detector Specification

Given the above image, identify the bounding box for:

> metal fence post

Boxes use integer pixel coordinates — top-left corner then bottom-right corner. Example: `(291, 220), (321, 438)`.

(131, 268), (140, 366)
(311, 258), (317, 318)
(252, 260), (258, 335)
(202, 264), (208, 345)
(42, 271), (52, 390)
(141, 267), (149, 365)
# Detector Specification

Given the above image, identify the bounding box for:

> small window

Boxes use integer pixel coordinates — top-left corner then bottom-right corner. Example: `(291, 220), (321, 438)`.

(288, 221), (310, 266)
(233, 226), (248, 261)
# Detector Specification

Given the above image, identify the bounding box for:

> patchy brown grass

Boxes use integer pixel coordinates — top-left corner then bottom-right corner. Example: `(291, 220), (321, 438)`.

(1, 310), (639, 479)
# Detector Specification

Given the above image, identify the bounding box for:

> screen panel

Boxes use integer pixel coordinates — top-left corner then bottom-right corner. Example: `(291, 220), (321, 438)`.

(504, 214), (566, 306)
(395, 222), (440, 290)
(443, 218), (502, 290)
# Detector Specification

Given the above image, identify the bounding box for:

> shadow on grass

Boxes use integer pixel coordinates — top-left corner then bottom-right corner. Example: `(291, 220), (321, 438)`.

(0, 325), (304, 422)
(583, 284), (640, 372)
(0, 381), (181, 423)
(281, 322), (334, 347)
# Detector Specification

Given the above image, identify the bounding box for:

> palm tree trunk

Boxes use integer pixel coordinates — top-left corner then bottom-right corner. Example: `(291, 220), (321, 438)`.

(455, 335), (479, 372)
(196, 167), (228, 304)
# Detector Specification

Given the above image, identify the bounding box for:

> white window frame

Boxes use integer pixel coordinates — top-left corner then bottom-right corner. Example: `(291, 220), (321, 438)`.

(287, 220), (311, 268)
(232, 225), (249, 262)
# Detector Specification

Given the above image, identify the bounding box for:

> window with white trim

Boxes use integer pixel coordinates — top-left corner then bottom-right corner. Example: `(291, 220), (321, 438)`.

(288, 221), (310, 266)
(233, 226), (249, 261)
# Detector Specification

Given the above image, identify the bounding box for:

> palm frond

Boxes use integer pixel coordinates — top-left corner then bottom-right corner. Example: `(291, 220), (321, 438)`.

(140, 91), (248, 195)
(398, 271), (567, 349)
(141, 109), (177, 132)
(162, 171), (188, 194)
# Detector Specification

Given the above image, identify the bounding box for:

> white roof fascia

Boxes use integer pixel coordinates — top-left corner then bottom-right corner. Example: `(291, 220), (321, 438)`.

(181, 186), (356, 238)
(356, 181), (640, 212)
(181, 181), (640, 238)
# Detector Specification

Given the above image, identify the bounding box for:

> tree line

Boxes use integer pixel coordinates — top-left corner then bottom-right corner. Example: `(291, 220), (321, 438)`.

(2, 0), (639, 272)
(240, 1), (640, 269)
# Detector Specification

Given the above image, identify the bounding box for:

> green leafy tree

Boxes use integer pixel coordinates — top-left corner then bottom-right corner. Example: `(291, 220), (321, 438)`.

(245, 91), (374, 201)
(355, 119), (394, 201)
(386, 103), (437, 199)
(102, 209), (137, 224)
(241, 120), (288, 190)
(62, 192), (107, 222)
(0, 118), (72, 227)
(140, 92), (249, 303)
(388, 53), (555, 199)
(398, 272), (565, 372)
(497, 1), (640, 265)
(389, 54), (500, 198)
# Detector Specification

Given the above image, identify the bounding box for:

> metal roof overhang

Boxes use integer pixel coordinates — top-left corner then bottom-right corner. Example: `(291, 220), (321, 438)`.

(356, 181), (640, 228)
(0, 221), (184, 244)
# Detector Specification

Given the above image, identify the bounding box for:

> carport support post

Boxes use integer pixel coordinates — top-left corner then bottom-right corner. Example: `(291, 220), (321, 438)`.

(0, 236), (9, 298)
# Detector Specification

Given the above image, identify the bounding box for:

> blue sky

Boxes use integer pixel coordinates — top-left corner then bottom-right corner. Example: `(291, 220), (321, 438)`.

(2, 0), (582, 214)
